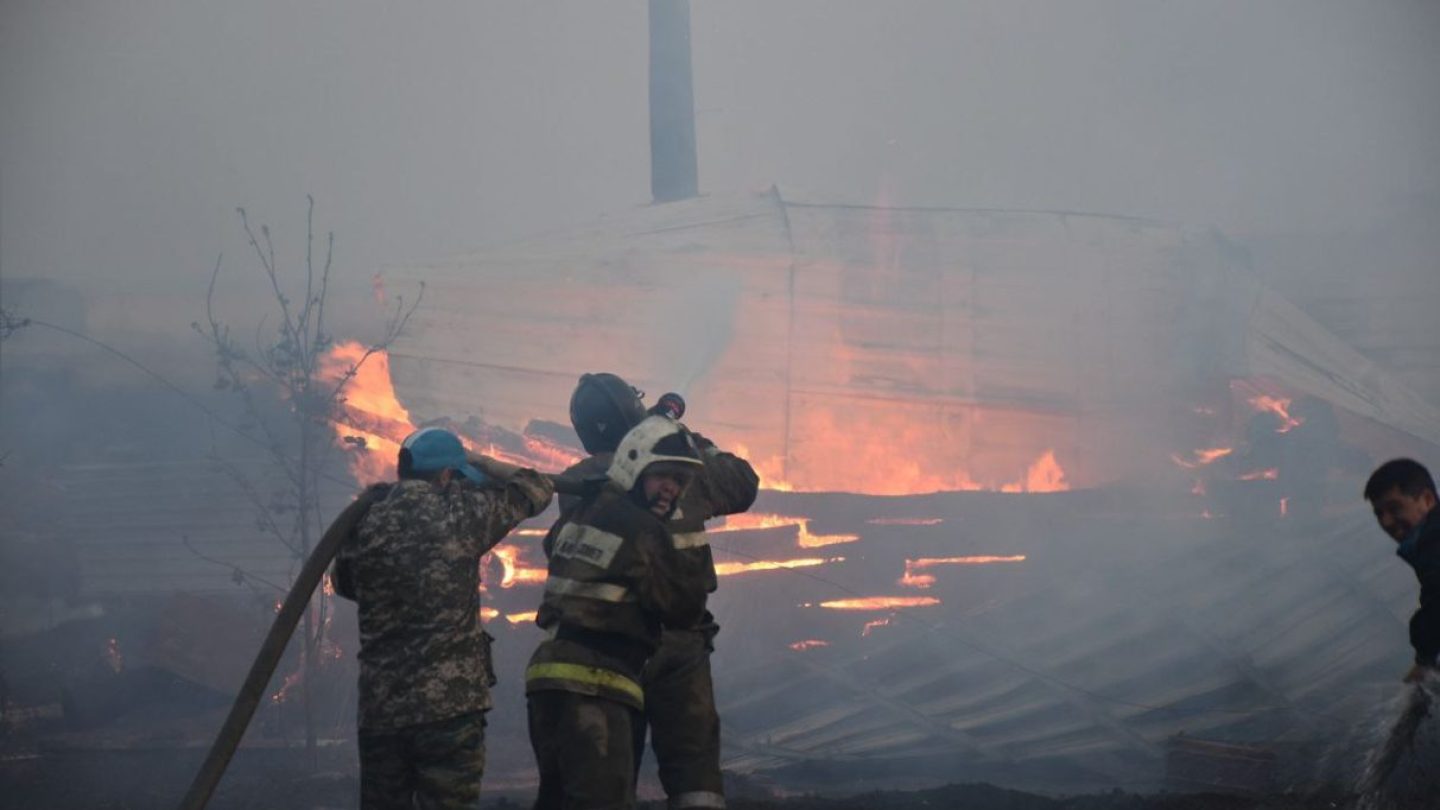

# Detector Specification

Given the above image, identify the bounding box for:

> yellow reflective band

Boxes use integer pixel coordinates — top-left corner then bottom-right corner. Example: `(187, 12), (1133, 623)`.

(671, 791), (727, 808)
(526, 662), (645, 706)
(671, 531), (709, 550)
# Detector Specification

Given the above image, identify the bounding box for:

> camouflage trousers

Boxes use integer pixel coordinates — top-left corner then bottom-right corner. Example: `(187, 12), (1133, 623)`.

(528, 690), (646, 810)
(643, 629), (725, 809)
(358, 711), (487, 810)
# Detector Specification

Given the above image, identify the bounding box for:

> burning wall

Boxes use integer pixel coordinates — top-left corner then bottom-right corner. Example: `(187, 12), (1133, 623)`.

(376, 191), (1238, 495)
(279, 190), (1439, 789)
(375, 190), (1440, 497)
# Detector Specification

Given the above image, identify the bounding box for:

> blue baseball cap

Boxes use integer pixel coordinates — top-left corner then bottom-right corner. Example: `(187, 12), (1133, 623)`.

(401, 427), (487, 484)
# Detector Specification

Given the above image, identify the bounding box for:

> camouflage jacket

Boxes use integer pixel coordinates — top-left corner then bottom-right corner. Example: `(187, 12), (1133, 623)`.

(332, 471), (552, 730)
(558, 431), (758, 595)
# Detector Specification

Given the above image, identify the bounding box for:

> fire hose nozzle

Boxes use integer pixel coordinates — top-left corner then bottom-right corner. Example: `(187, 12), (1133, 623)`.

(648, 392), (685, 421)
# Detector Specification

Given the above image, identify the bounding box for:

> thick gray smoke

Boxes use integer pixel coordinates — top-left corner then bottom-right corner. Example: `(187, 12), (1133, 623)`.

(3, 2), (1438, 805)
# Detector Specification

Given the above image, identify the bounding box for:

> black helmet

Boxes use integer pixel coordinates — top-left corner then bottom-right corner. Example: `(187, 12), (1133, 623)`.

(569, 373), (647, 454)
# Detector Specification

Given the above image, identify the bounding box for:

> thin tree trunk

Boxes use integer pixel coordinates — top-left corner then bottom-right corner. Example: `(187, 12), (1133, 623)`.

(298, 423), (318, 768)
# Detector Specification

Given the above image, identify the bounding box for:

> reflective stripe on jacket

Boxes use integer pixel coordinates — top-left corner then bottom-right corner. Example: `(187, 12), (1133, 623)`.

(559, 433), (758, 595)
(529, 487), (707, 708)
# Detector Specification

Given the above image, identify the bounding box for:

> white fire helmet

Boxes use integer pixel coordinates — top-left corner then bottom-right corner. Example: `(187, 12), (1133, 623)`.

(606, 415), (703, 492)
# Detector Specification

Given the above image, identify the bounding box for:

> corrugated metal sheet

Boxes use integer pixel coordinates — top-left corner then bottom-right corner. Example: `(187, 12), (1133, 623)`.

(384, 190), (1440, 492)
(46, 459), (350, 598)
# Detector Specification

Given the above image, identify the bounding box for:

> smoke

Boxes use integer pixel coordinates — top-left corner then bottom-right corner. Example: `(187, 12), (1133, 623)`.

(3, 1), (1440, 802)
(646, 268), (745, 397)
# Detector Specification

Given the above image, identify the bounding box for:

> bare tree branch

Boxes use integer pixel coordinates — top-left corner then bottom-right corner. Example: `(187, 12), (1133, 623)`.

(195, 198), (421, 764)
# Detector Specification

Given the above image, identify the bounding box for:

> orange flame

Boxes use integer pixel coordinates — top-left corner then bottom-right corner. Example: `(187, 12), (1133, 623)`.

(910, 555), (1027, 567)
(716, 513), (860, 548)
(1170, 447), (1234, 469)
(318, 342), (584, 485)
(506, 610), (539, 625)
(731, 445), (794, 491)
(1248, 395), (1303, 433)
(478, 435), (583, 474)
(1239, 468), (1279, 481)
(789, 640), (830, 651)
(487, 546), (548, 589)
(319, 342), (413, 484)
(898, 570), (936, 589)
(714, 557), (840, 577)
(317, 342), (1072, 496)
(898, 555), (1025, 589)
(866, 517), (944, 526)
(862, 617), (892, 636)
(735, 434), (1069, 495)
(1000, 450), (1068, 493)
(479, 606), (500, 623)
(818, 596), (941, 611)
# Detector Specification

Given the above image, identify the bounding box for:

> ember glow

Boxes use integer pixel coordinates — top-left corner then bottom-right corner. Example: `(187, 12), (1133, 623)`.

(899, 555), (1026, 589)
(1239, 467), (1280, 481)
(271, 670), (303, 704)
(866, 517), (944, 526)
(1170, 447), (1235, 469)
(506, 610), (539, 625)
(716, 513), (860, 548)
(487, 546), (548, 589)
(818, 596), (941, 611)
(713, 557), (840, 577)
(861, 617), (892, 636)
(1248, 394), (1304, 432)
(789, 640), (830, 651)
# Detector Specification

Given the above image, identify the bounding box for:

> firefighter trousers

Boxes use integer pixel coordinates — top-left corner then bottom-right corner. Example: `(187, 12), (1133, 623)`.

(643, 628), (725, 809)
(528, 690), (646, 810)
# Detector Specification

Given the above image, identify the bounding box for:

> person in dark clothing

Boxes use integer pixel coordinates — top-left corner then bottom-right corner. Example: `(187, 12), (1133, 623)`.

(562, 374), (759, 809)
(527, 415), (711, 810)
(1365, 458), (1440, 683)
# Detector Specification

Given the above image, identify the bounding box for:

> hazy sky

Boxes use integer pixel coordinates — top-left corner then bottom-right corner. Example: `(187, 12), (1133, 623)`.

(3, 1), (1438, 293)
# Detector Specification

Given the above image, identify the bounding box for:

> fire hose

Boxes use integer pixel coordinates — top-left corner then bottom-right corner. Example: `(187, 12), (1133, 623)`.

(178, 466), (587, 810)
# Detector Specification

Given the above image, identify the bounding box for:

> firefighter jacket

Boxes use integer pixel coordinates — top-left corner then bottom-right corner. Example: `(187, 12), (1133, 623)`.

(527, 486), (708, 710)
(558, 431), (759, 595)
(331, 470), (553, 731)
(1398, 507), (1440, 666)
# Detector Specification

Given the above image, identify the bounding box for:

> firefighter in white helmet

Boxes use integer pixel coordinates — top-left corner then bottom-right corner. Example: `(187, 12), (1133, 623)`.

(526, 415), (712, 809)
(561, 374), (758, 809)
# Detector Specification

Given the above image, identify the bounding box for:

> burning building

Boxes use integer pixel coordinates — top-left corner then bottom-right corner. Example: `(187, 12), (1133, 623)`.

(302, 188), (1440, 792)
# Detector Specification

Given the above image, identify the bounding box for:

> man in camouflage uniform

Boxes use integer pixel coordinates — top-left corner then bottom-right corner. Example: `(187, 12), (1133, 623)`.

(331, 427), (553, 810)
(527, 415), (712, 810)
(560, 375), (759, 809)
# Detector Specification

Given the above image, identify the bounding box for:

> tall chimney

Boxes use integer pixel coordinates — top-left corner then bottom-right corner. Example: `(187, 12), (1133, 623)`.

(648, 0), (699, 203)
